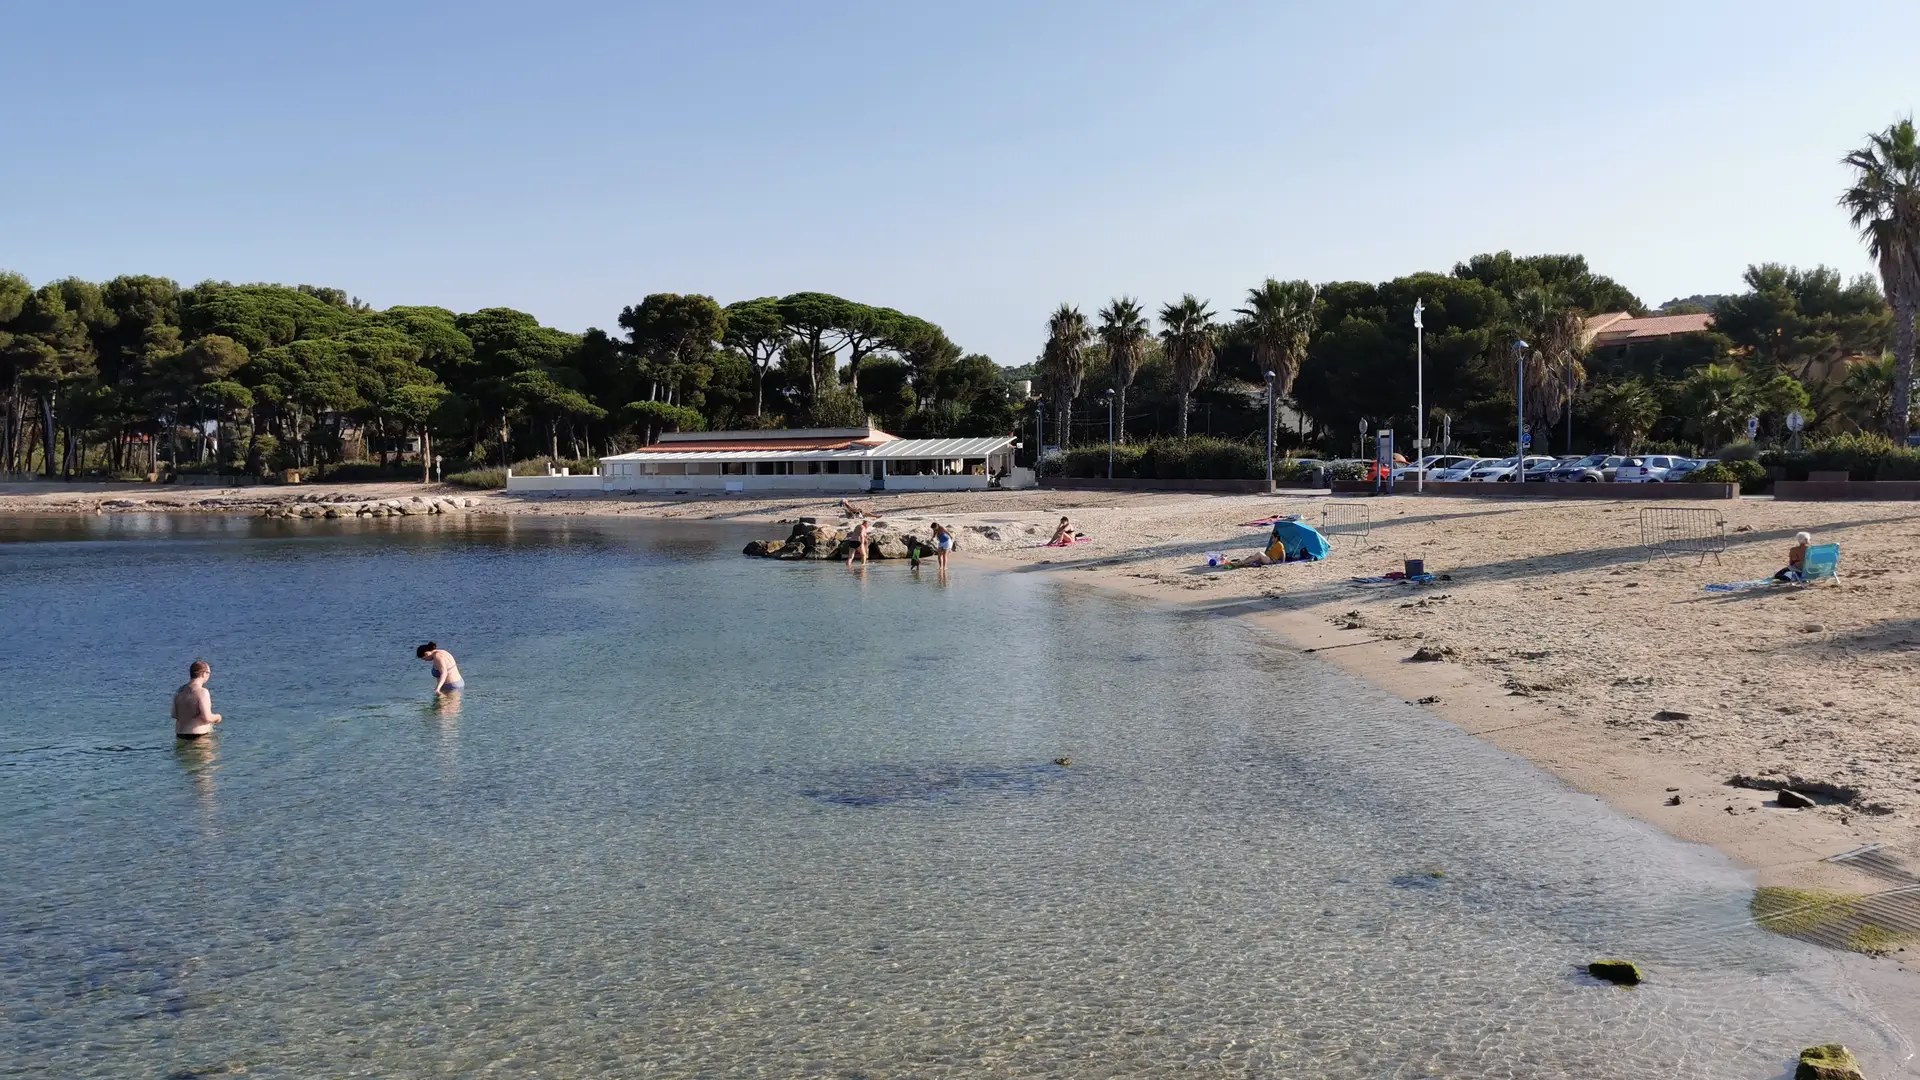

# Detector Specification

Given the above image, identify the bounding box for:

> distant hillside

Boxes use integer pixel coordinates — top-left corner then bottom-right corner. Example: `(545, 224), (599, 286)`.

(1657, 294), (1728, 314)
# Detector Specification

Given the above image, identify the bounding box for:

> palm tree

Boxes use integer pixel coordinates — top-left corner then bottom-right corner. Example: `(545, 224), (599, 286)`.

(1040, 304), (1090, 447)
(1585, 378), (1660, 451)
(1235, 279), (1317, 449)
(1515, 286), (1588, 450)
(1840, 118), (1920, 438)
(1097, 297), (1150, 445)
(1158, 294), (1216, 437)
(1841, 352), (1897, 432)
(1677, 363), (1754, 449)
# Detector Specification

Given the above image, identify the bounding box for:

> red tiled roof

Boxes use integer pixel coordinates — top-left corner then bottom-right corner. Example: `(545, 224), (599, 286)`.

(1585, 312), (1715, 347)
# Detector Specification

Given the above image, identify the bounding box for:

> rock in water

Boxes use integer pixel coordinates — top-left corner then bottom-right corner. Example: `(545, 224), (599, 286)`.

(1586, 960), (1642, 986)
(1777, 789), (1816, 809)
(743, 539), (786, 557)
(1796, 1044), (1865, 1080)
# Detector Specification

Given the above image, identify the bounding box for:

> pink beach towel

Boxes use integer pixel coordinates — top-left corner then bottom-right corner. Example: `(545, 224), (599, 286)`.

(1042, 536), (1094, 548)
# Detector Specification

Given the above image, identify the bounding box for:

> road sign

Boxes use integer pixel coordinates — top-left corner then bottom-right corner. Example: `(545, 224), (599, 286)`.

(1746, 415), (1760, 439)
(1519, 431), (1532, 448)
(1786, 410), (1805, 433)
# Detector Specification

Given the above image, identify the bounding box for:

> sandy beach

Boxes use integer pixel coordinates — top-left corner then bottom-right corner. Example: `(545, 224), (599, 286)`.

(7, 479), (1917, 902)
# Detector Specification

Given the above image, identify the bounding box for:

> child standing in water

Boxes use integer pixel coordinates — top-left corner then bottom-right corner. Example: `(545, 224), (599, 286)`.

(417, 642), (465, 693)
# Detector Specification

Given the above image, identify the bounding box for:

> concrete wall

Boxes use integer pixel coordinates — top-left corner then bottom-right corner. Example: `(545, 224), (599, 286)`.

(1040, 477), (1275, 493)
(504, 474), (611, 493)
(1334, 480), (1738, 499)
(1773, 480), (1920, 501)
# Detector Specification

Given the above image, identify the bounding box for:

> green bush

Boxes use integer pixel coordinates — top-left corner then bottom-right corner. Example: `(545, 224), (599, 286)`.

(1138, 437), (1266, 480)
(1684, 462), (1737, 484)
(510, 456), (599, 477)
(1712, 440), (1760, 461)
(310, 461), (423, 483)
(1056, 437), (1263, 480)
(1327, 460), (1369, 482)
(446, 468), (507, 489)
(1763, 433), (1920, 481)
(1059, 443), (1145, 478)
(1725, 458), (1768, 492)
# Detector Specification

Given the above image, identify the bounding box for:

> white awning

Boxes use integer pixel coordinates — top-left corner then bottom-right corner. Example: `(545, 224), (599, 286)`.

(602, 436), (1013, 464)
(861, 437), (1014, 459)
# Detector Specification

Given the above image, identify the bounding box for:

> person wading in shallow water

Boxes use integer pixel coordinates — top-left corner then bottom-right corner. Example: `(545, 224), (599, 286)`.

(172, 660), (222, 739)
(417, 642), (465, 694)
(846, 517), (872, 568)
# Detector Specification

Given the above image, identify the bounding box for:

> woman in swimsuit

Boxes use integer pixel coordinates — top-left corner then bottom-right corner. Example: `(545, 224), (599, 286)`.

(930, 521), (954, 571)
(1049, 516), (1075, 546)
(417, 642), (465, 693)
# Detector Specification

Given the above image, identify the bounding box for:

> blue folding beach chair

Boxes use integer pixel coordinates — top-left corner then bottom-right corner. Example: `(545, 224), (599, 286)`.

(1801, 543), (1839, 582)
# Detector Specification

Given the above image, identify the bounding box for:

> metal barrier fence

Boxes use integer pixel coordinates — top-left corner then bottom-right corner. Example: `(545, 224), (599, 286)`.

(1319, 502), (1374, 549)
(1639, 506), (1728, 563)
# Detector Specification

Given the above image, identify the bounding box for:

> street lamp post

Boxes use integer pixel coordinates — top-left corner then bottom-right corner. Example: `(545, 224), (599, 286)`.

(1105, 388), (1116, 479)
(1034, 396), (1045, 474)
(1265, 369), (1276, 488)
(1413, 299), (1425, 493)
(1513, 340), (1530, 483)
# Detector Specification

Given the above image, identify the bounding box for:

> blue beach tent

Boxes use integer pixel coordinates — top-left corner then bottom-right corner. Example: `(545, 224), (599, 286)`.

(1269, 519), (1331, 561)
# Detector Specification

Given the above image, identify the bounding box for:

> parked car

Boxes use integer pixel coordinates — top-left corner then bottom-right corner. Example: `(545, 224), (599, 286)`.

(1471, 455), (1557, 481)
(1392, 454), (1474, 481)
(1614, 454), (1692, 482)
(1545, 453), (1623, 482)
(1434, 457), (1501, 482)
(1665, 458), (1715, 481)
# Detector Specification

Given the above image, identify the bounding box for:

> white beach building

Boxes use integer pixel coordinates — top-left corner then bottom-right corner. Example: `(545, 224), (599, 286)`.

(504, 427), (1033, 494)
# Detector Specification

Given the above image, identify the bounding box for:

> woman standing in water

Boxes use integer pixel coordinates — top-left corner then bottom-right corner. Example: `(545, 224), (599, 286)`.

(417, 642), (465, 694)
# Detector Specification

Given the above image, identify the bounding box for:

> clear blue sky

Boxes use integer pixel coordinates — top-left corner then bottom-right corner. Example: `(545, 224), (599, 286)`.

(4, 1), (1916, 366)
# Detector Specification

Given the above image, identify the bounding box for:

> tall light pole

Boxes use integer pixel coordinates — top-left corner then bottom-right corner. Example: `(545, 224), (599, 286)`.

(1105, 388), (1116, 479)
(1265, 369), (1276, 488)
(1034, 395), (1045, 474)
(1513, 340), (1530, 483)
(1413, 299), (1425, 493)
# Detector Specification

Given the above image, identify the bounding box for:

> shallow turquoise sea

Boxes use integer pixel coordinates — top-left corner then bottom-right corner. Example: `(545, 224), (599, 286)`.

(1, 513), (1915, 1078)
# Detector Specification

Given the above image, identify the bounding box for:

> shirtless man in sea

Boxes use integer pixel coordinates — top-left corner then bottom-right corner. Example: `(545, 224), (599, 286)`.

(172, 660), (223, 739)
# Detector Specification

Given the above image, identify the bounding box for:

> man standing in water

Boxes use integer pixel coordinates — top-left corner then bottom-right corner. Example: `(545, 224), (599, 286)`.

(172, 660), (222, 739)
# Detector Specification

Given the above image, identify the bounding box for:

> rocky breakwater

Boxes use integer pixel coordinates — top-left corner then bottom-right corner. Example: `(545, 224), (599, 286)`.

(743, 517), (937, 561)
(261, 494), (477, 519)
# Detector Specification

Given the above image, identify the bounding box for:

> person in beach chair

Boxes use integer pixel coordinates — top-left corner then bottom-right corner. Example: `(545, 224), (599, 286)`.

(1229, 519), (1331, 567)
(1773, 532), (1810, 582)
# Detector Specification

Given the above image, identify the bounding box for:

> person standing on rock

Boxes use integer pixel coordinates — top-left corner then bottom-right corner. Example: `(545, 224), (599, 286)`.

(417, 642), (465, 694)
(846, 518), (872, 568)
(172, 660), (222, 739)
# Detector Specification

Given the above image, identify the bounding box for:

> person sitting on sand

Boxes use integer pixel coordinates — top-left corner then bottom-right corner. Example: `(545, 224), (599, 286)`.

(1775, 531), (1812, 582)
(846, 517), (872, 567)
(1048, 516), (1076, 546)
(417, 641), (465, 693)
(172, 660), (222, 739)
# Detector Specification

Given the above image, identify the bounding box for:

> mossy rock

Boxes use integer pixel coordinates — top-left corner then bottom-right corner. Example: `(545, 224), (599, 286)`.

(1752, 886), (1916, 955)
(1586, 960), (1642, 986)
(1795, 1043), (1865, 1080)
